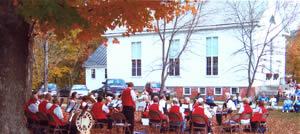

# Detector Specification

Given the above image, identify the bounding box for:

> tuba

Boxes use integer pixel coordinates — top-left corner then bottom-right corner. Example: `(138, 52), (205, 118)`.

(87, 93), (97, 103)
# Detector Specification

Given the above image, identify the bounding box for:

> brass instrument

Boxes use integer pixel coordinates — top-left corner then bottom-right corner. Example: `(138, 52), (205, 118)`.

(87, 93), (97, 103)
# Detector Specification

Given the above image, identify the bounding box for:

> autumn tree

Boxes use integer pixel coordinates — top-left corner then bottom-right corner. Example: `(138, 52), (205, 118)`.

(0, 0), (182, 133)
(286, 30), (300, 82)
(227, 0), (299, 96)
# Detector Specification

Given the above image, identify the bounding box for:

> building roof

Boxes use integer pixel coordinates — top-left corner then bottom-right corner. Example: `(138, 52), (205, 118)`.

(83, 45), (107, 68)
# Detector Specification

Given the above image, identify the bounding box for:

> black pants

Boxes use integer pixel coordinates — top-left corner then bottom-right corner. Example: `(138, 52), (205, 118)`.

(96, 119), (113, 129)
(122, 106), (135, 134)
(251, 121), (265, 132)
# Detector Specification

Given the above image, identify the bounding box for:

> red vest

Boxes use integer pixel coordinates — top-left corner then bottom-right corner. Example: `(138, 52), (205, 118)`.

(24, 100), (39, 121)
(91, 102), (107, 119)
(170, 105), (184, 121)
(192, 106), (209, 126)
(193, 103), (199, 110)
(38, 100), (49, 113)
(237, 104), (253, 121)
(252, 106), (268, 122)
(48, 105), (65, 126)
(122, 88), (134, 107)
(149, 103), (166, 120)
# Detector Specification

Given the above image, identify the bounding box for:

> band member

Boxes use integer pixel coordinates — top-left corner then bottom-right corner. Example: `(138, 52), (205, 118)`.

(149, 96), (167, 121)
(159, 95), (168, 113)
(48, 98), (76, 134)
(223, 92), (237, 113)
(66, 92), (78, 113)
(37, 93), (44, 105)
(121, 82), (137, 134)
(142, 97), (151, 118)
(38, 93), (53, 113)
(80, 96), (88, 109)
(168, 98), (186, 132)
(251, 100), (268, 131)
(192, 98), (213, 133)
(91, 96), (112, 130)
(237, 98), (253, 124)
(181, 97), (193, 120)
(24, 94), (39, 121)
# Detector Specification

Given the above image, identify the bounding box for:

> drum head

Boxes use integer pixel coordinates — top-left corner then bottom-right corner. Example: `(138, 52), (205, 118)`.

(75, 111), (95, 133)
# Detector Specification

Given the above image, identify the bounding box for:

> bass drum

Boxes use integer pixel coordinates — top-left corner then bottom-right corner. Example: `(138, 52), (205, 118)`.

(75, 111), (95, 133)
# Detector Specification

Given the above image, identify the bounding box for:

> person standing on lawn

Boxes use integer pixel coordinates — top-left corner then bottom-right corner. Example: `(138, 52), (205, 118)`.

(121, 82), (137, 134)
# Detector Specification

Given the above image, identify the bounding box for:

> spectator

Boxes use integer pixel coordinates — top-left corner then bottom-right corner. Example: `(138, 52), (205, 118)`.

(293, 96), (300, 113)
(269, 95), (277, 110)
(206, 95), (214, 103)
(233, 93), (242, 105)
(223, 92), (236, 113)
(195, 93), (203, 100)
(295, 88), (300, 96)
(283, 96), (293, 113)
(278, 88), (283, 97)
(258, 93), (269, 104)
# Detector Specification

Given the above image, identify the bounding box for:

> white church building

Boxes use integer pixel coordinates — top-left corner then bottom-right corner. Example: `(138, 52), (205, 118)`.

(83, 1), (290, 100)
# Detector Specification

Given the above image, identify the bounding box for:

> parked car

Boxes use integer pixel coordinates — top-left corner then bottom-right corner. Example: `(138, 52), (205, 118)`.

(70, 84), (89, 98)
(144, 82), (170, 97)
(99, 79), (127, 96)
(38, 83), (57, 96)
(59, 86), (71, 97)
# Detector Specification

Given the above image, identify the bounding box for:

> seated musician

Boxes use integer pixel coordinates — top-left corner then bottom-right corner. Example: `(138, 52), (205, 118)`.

(38, 93), (53, 113)
(24, 94), (39, 123)
(66, 92), (78, 113)
(48, 97), (76, 134)
(91, 96), (112, 130)
(149, 96), (167, 122)
(37, 93), (44, 105)
(223, 92), (237, 113)
(80, 96), (88, 109)
(181, 97), (193, 120)
(168, 98), (186, 132)
(142, 97), (151, 118)
(159, 95), (168, 113)
(237, 98), (253, 124)
(192, 98), (213, 133)
(251, 100), (268, 131)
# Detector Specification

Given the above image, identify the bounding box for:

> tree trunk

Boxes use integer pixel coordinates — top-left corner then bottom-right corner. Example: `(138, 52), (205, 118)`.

(44, 33), (50, 92)
(0, 0), (31, 133)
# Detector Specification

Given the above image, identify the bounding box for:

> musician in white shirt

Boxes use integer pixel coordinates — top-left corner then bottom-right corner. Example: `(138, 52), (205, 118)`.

(66, 92), (78, 112)
(223, 92), (237, 113)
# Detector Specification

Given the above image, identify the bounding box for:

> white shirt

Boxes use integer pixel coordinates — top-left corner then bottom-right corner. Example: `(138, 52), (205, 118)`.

(46, 103), (53, 110)
(226, 98), (237, 111)
(181, 103), (193, 111)
(53, 105), (64, 120)
(269, 98), (277, 105)
(130, 89), (137, 102)
(159, 99), (167, 109)
(253, 106), (264, 114)
(81, 102), (87, 107)
(28, 103), (39, 113)
(102, 104), (110, 114)
(66, 99), (76, 112)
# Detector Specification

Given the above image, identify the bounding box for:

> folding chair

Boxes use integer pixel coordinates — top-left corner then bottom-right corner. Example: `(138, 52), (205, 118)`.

(90, 112), (107, 133)
(24, 111), (39, 133)
(47, 114), (69, 134)
(111, 112), (131, 134)
(167, 112), (183, 134)
(190, 115), (208, 134)
(240, 113), (252, 132)
(148, 110), (166, 133)
(222, 113), (241, 134)
(256, 113), (269, 133)
(36, 112), (49, 133)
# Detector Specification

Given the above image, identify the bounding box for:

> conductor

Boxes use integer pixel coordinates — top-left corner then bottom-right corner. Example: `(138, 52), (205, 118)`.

(121, 82), (137, 134)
